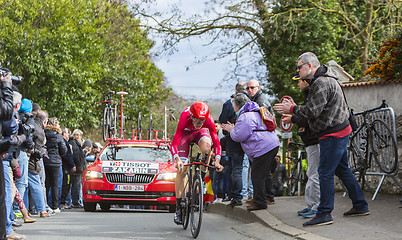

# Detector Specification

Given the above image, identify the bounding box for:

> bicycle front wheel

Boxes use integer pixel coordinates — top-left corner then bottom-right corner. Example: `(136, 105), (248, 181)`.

(190, 173), (203, 238)
(370, 119), (398, 174)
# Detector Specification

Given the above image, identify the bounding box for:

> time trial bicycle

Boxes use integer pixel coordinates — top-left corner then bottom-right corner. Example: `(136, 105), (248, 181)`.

(179, 143), (216, 238)
(97, 91), (117, 141)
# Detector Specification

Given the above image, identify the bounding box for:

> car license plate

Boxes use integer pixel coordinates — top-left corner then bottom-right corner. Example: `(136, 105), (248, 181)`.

(115, 185), (144, 192)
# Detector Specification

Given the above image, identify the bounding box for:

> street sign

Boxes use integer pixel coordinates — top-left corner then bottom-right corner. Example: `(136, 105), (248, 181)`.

(282, 132), (292, 139)
(280, 96), (294, 104)
(280, 115), (292, 132)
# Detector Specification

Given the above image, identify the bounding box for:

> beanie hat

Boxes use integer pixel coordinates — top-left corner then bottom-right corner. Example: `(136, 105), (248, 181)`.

(83, 139), (92, 148)
(19, 99), (33, 113)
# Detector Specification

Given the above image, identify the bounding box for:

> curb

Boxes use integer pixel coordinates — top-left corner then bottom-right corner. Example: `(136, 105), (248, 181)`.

(207, 201), (331, 240)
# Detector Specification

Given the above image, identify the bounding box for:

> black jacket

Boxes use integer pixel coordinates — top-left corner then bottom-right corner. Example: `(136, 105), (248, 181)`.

(69, 138), (86, 174)
(250, 89), (273, 114)
(62, 138), (75, 171)
(0, 82), (14, 122)
(0, 81), (15, 155)
(44, 125), (67, 167)
(33, 118), (46, 155)
(291, 87), (319, 147)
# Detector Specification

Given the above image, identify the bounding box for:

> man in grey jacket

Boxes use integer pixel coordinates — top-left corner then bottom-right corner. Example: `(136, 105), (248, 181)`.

(274, 52), (369, 227)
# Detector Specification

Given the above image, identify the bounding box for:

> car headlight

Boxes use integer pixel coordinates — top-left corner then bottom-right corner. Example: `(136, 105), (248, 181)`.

(85, 170), (104, 180)
(156, 172), (177, 181)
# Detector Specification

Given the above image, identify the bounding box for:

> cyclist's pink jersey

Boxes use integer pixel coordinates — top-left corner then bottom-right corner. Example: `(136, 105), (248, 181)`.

(170, 107), (222, 161)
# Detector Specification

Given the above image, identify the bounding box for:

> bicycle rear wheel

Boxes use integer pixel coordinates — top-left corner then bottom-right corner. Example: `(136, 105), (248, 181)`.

(370, 119), (398, 174)
(190, 173), (203, 238)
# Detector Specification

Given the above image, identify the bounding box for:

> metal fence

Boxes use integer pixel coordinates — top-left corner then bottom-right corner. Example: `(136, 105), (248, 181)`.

(347, 106), (401, 200)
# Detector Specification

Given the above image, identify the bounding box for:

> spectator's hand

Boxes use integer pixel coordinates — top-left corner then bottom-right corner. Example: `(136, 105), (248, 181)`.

(221, 122), (234, 132)
(175, 157), (184, 173)
(0, 72), (12, 83)
(71, 166), (76, 173)
(282, 114), (293, 124)
(273, 102), (294, 114)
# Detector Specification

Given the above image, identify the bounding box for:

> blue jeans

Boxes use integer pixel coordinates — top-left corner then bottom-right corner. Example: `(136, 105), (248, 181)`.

(230, 152), (244, 201)
(3, 161), (13, 235)
(241, 155), (253, 199)
(13, 151), (29, 212)
(317, 135), (368, 214)
(28, 173), (46, 212)
(71, 174), (82, 205)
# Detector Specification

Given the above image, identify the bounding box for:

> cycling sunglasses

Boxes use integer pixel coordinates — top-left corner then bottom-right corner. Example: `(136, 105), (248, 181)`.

(191, 116), (206, 124)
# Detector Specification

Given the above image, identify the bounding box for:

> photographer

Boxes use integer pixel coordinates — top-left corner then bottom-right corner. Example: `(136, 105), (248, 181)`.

(13, 99), (35, 218)
(0, 70), (21, 240)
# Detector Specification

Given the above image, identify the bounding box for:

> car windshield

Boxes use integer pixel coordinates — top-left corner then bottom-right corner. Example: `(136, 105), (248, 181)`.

(99, 145), (172, 162)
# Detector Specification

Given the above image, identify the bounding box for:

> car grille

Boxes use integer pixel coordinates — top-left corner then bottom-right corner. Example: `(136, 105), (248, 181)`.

(96, 190), (164, 199)
(105, 173), (155, 184)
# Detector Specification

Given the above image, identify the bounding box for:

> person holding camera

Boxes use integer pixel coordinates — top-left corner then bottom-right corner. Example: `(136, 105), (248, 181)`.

(0, 70), (24, 240)
(12, 99), (35, 216)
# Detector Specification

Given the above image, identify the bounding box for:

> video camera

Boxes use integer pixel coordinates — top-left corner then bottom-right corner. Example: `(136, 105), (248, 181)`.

(0, 67), (22, 85)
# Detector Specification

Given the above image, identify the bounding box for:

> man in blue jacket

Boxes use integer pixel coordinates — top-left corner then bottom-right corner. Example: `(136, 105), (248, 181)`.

(219, 82), (248, 207)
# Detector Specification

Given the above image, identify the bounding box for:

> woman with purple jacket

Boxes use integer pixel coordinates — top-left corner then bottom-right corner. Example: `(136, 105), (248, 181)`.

(222, 93), (279, 211)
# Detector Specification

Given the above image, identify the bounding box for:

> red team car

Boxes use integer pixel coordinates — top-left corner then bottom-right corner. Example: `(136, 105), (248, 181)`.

(82, 139), (177, 212)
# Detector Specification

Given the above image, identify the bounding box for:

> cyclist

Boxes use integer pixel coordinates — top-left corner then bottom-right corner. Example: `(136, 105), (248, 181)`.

(170, 101), (223, 225)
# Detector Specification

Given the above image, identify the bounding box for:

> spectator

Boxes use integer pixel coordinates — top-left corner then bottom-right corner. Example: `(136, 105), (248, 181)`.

(272, 156), (286, 197)
(1, 83), (25, 240)
(69, 129), (86, 208)
(222, 93), (279, 211)
(246, 79), (275, 205)
(246, 79), (273, 113)
(82, 139), (92, 157)
(60, 127), (75, 210)
(86, 142), (102, 163)
(32, 110), (52, 215)
(32, 110), (51, 218)
(13, 99), (35, 215)
(211, 122), (228, 202)
(273, 52), (369, 226)
(218, 82), (248, 207)
(44, 117), (67, 212)
(282, 76), (320, 218)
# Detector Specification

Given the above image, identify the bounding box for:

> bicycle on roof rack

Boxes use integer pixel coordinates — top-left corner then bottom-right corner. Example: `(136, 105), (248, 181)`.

(97, 91), (117, 141)
(347, 100), (398, 190)
(286, 142), (308, 196)
(179, 143), (216, 238)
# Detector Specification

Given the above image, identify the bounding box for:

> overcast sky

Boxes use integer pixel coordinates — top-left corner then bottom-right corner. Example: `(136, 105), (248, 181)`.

(145, 0), (238, 101)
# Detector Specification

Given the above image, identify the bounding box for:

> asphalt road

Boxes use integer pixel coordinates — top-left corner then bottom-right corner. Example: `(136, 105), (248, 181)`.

(15, 207), (295, 240)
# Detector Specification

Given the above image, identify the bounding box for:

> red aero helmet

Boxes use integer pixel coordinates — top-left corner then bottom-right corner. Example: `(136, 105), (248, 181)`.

(190, 101), (209, 119)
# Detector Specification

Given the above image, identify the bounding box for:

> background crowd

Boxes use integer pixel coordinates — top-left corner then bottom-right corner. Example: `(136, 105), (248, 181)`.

(0, 74), (102, 240)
